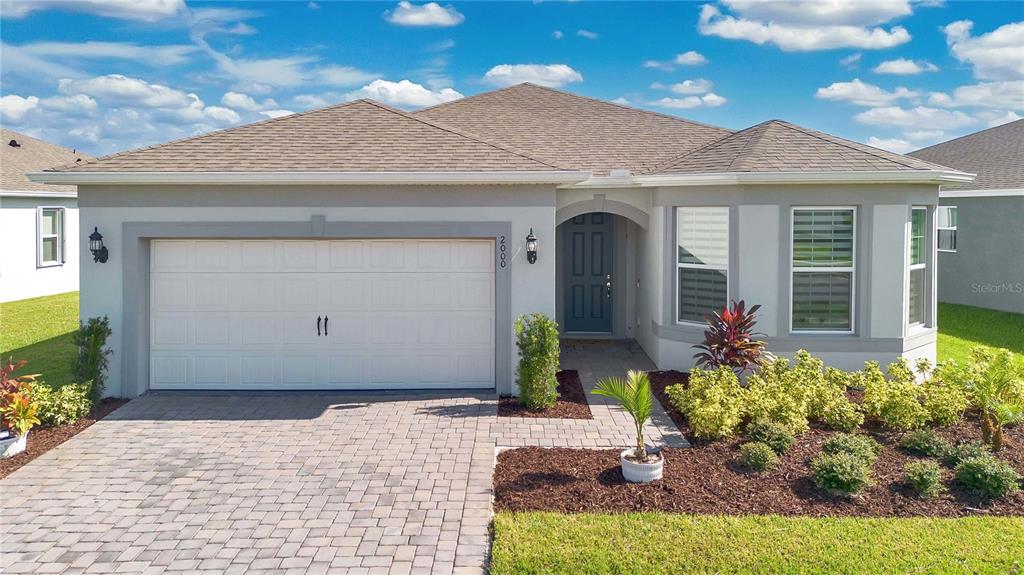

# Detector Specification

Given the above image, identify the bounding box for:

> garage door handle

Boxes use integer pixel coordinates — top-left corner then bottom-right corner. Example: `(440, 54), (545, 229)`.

(323, 316), (328, 336)
(317, 316), (321, 336)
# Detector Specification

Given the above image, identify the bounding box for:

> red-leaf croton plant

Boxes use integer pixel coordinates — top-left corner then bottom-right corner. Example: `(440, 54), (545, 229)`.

(692, 300), (769, 375)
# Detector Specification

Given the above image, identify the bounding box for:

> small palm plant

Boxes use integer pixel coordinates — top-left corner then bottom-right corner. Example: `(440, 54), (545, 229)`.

(593, 370), (656, 463)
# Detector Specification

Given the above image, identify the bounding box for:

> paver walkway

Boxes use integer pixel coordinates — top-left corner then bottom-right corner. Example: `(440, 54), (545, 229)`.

(1, 340), (684, 574)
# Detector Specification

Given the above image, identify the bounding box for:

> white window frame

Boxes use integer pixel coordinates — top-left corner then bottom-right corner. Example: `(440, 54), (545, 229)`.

(907, 206), (928, 328)
(37, 206), (65, 268)
(789, 206), (856, 335)
(675, 206), (730, 326)
(937, 205), (957, 253)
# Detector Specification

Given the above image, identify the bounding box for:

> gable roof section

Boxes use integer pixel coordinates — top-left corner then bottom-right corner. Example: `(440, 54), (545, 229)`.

(415, 83), (733, 176)
(908, 120), (1024, 191)
(651, 120), (953, 175)
(1, 129), (93, 195)
(50, 99), (565, 174)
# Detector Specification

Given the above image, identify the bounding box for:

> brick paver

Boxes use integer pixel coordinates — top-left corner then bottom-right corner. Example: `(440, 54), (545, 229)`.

(1, 340), (683, 574)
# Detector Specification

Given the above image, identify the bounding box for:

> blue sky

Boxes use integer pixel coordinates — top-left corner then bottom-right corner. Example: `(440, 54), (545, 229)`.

(1, 0), (1021, 156)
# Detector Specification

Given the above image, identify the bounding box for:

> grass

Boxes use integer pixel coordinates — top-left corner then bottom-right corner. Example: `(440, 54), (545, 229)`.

(491, 512), (1024, 575)
(0, 292), (79, 388)
(937, 303), (1024, 365)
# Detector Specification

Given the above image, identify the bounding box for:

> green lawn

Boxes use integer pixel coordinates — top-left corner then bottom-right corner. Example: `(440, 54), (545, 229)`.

(937, 302), (1024, 365)
(491, 512), (1024, 575)
(0, 291), (79, 388)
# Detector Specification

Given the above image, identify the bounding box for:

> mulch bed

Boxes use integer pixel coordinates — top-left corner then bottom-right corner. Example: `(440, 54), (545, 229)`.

(498, 370), (593, 419)
(0, 398), (129, 480)
(493, 370), (1023, 517)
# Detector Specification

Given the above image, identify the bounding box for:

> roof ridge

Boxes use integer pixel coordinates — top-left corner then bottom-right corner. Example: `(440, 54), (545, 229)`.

(418, 82), (734, 135)
(731, 120), (777, 171)
(359, 98), (569, 170)
(50, 99), (372, 172)
(1, 128), (94, 159)
(642, 120), (766, 174)
(776, 120), (939, 171)
(910, 119), (1024, 156)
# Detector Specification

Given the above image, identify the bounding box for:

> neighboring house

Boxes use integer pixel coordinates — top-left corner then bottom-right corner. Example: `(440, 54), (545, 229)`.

(0, 129), (93, 303)
(908, 120), (1024, 314)
(31, 84), (971, 398)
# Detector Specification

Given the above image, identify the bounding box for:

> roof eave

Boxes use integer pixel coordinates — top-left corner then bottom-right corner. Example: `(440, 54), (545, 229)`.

(28, 170), (592, 186)
(0, 189), (78, 198)
(631, 170), (976, 187)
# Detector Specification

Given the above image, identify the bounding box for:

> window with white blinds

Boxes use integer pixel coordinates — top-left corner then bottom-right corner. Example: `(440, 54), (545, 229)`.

(676, 207), (729, 323)
(937, 206), (957, 252)
(791, 208), (855, 333)
(908, 207), (927, 326)
(37, 207), (65, 267)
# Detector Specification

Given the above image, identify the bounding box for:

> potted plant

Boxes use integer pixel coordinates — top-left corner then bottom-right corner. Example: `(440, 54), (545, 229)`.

(593, 370), (663, 483)
(1, 357), (40, 459)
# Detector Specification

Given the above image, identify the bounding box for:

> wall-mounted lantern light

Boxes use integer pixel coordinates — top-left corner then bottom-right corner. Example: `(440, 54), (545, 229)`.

(88, 227), (108, 263)
(525, 228), (538, 264)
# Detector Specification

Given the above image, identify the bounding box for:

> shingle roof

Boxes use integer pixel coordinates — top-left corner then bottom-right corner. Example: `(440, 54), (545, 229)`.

(54, 99), (563, 173)
(1, 129), (93, 193)
(908, 120), (1024, 191)
(415, 83), (733, 176)
(651, 120), (953, 174)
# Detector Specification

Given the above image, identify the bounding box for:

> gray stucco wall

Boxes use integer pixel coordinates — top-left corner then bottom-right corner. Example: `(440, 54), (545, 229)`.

(938, 195), (1024, 313)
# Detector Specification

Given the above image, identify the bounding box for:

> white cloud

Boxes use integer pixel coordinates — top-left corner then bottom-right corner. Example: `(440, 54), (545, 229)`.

(720, 0), (913, 26)
(347, 79), (463, 109)
(483, 64), (583, 88)
(292, 94), (335, 109)
(873, 58), (939, 74)
(651, 92), (727, 109)
(221, 91), (278, 112)
(58, 74), (194, 108)
(259, 109), (296, 119)
(944, 20), (1024, 81)
(698, 4), (911, 51)
(904, 129), (945, 142)
(979, 110), (1022, 127)
(928, 81), (1024, 110)
(383, 1), (464, 27)
(0, 95), (40, 124)
(6, 41), (196, 66)
(308, 1), (320, 8)
(577, 29), (598, 40)
(669, 79), (713, 95)
(840, 53), (862, 70)
(203, 106), (241, 123)
(552, 30), (564, 40)
(867, 136), (915, 154)
(643, 51), (707, 71)
(0, 0), (185, 22)
(39, 94), (99, 115)
(854, 106), (977, 130)
(815, 79), (919, 106)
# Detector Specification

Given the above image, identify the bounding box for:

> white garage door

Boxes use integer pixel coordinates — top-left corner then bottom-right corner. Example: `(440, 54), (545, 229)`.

(150, 239), (495, 390)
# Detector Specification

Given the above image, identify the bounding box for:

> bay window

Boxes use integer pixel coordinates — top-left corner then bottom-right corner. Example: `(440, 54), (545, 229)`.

(676, 207), (729, 323)
(791, 208), (855, 333)
(37, 207), (65, 267)
(908, 207), (927, 326)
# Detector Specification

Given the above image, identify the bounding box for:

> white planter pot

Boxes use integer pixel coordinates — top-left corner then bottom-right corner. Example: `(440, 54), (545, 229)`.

(620, 448), (664, 483)
(0, 431), (28, 459)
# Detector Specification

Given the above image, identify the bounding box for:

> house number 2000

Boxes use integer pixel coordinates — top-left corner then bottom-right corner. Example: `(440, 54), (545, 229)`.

(498, 235), (507, 268)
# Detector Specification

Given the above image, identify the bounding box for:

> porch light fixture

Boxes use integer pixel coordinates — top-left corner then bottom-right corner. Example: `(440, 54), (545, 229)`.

(88, 227), (108, 263)
(525, 228), (538, 264)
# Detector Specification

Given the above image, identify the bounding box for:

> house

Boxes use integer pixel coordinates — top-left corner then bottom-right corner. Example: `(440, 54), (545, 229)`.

(30, 84), (972, 398)
(0, 129), (93, 303)
(908, 120), (1024, 314)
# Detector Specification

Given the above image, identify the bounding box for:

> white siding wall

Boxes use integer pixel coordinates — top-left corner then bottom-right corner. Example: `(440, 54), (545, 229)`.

(0, 196), (79, 303)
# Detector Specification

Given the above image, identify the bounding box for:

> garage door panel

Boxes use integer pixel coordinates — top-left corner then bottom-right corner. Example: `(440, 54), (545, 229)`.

(151, 238), (495, 390)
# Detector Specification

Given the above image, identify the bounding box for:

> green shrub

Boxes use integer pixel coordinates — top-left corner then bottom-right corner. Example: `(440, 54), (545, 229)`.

(72, 317), (113, 403)
(944, 348), (1024, 451)
(954, 454), (1022, 499)
(745, 418), (794, 455)
(514, 313), (561, 410)
(943, 441), (992, 467)
(743, 355), (811, 434)
(904, 461), (946, 498)
(859, 360), (928, 431)
(808, 367), (865, 432)
(822, 433), (882, 464)
(33, 383), (92, 426)
(817, 399), (865, 432)
(738, 442), (778, 472)
(811, 452), (872, 495)
(899, 429), (952, 458)
(671, 367), (744, 439)
(921, 379), (969, 427)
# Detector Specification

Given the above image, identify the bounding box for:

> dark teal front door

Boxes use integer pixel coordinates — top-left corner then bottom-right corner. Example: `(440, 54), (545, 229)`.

(563, 213), (613, 332)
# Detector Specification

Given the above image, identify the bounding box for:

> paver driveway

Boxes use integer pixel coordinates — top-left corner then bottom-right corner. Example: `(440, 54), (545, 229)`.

(1, 393), (496, 575)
